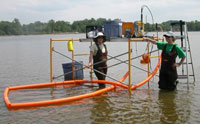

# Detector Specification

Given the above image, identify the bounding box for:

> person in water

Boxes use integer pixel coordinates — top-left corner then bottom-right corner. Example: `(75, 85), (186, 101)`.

(88, 32), (108, 88)
(144, 31), (186, 90)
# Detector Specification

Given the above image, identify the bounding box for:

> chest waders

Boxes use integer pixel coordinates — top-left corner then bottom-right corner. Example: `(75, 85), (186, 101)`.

(159, 45), (178, 90)
(93, 43), (108, 88)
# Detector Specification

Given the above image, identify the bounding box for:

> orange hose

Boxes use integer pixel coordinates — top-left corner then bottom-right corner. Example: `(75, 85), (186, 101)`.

(4, 88), (11, 107)
(4, 56), (160, 109)
(4, 72), (129, 108)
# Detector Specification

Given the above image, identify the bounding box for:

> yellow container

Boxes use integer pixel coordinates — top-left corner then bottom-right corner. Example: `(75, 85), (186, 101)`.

(122, 22), (134, 35)
(68, 40), (74, 51)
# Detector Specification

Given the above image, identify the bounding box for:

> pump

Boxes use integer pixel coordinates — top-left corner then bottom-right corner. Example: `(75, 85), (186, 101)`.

(86, 25), (102, 38)
(134, 21), (144, 38)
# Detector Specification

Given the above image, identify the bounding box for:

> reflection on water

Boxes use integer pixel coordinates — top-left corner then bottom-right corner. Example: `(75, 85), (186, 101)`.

(90, 95), (114, 123)
(158, 90), (178, 123)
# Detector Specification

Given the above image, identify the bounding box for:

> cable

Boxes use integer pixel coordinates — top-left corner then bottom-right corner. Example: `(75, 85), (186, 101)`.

(52, 49), (128, 83)
(53, 50), (129, 79)
(107, 51), (159, 77)
(141, 5), (154, 27)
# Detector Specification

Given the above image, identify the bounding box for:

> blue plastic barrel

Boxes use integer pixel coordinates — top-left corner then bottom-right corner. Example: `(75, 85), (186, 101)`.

(62, 61), (84, 80)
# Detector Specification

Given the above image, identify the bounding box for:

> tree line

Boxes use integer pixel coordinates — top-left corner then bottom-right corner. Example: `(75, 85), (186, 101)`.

(0, 18), (200, 36)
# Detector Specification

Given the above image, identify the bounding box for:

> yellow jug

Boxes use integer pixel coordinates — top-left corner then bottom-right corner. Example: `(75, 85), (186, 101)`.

(68, 40), (74, 51)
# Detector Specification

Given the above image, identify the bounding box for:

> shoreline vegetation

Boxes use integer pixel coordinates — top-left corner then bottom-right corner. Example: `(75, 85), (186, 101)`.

(0, 18), (200, 36)
(0, 32), (84, 37)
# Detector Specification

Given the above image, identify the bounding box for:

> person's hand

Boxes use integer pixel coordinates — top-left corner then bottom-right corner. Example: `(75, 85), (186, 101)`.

(173, 63), (180, 68)
(88, 62), (92, 68)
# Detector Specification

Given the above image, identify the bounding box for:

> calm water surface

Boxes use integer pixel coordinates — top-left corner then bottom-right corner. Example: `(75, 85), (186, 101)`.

(0, 32), (200, 124)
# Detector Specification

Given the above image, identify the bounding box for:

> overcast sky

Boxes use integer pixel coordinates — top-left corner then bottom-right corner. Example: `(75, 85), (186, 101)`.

(0, 0), (199, 24)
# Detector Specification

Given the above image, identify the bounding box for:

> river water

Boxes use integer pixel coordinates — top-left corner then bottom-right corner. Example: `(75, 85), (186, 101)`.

(0, 32), (199, 124)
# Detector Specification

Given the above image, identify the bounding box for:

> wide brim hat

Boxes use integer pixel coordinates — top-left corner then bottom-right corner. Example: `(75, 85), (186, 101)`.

(93, 32), (106, 42)
(163, 31), (175, 38)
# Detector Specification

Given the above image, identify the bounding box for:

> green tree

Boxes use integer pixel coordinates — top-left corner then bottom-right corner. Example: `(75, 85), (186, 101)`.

(47, 19), (55, 33)
(54, 21), (71, 33)
(11, 18), (23, 35)
(1, 18), (200, 36)
(0, 21), (13, 35)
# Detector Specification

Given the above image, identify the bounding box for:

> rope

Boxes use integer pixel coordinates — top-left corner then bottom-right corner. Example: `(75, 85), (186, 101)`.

(107, 49), (158, 68)
(52, 49), (128, 83)
(107, 54), (158, 77)
(53, 50), (129, 79)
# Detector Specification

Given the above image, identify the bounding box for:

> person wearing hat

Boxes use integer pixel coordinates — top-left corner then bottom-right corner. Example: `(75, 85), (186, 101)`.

(88, 32), (107, 88)
(143, 31), (186, 90)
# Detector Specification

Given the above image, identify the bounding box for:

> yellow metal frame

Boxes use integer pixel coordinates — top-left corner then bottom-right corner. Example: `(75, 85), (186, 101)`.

(128, 37), (163, 92)
(50, 37), (163, 92)
(50, 38), (91, 82)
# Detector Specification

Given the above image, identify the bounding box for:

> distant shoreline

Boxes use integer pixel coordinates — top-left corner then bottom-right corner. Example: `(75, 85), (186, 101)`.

(0, 32), (85, 37)
(1, 31), (200, 37)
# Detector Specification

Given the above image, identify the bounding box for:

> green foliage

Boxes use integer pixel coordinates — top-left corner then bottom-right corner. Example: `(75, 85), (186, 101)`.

(23, 21), (47, 34)
(0, 18), (23, 35)
(144, 20), (200, 32)
(0, 18), (200, 36)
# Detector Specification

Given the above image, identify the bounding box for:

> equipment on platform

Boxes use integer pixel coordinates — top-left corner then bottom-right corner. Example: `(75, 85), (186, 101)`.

(86, 25), (103, 38)
(103, 21), (122, 38)
(122, 21), (144, 38)
(134, 21), (144, 38)
(122, 22), (134, 38)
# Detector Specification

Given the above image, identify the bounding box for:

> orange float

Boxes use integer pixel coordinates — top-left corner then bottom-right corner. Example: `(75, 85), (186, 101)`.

(140, 53), (150, 64)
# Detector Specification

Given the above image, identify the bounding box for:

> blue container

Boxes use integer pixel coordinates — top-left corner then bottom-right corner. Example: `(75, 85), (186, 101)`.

(103, 21), (122, 38)
(62, 61), (84, 80)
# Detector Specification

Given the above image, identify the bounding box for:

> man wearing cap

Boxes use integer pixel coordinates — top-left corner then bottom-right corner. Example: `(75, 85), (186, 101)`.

(144, 31), (186, 90)
(88, 32), (108, 88)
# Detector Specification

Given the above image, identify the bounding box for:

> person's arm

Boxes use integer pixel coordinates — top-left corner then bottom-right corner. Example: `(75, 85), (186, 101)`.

(143, 37), (157, 44)
(174, 57), (185, 67)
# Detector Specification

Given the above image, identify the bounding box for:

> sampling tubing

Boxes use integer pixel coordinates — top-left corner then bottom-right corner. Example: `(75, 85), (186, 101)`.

(4, 72), (129, 108)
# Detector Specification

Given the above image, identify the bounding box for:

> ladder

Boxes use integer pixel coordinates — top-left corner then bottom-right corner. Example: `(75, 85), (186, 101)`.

(170, 20), (195, 83)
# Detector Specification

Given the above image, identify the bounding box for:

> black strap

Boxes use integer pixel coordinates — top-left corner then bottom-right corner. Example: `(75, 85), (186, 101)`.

(95, 42), (107, 54)
(163, 44), (176, 52)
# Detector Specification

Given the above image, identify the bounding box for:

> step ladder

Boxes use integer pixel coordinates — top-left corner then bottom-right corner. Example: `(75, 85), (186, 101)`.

(170, 20), (195, 83)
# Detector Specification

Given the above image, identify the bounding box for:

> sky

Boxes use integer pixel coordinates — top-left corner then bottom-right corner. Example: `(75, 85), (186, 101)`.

(0, 0), (200, 24)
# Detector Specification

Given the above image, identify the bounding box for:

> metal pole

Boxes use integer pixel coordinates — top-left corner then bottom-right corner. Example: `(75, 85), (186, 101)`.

(90, 41), (93, 80)
(128, 38), (131, 93)
(147, 42), (150, 87)
(50, 39), (53, 82)
(184, 24), (189, 83)
(72, 48), (75, 80)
